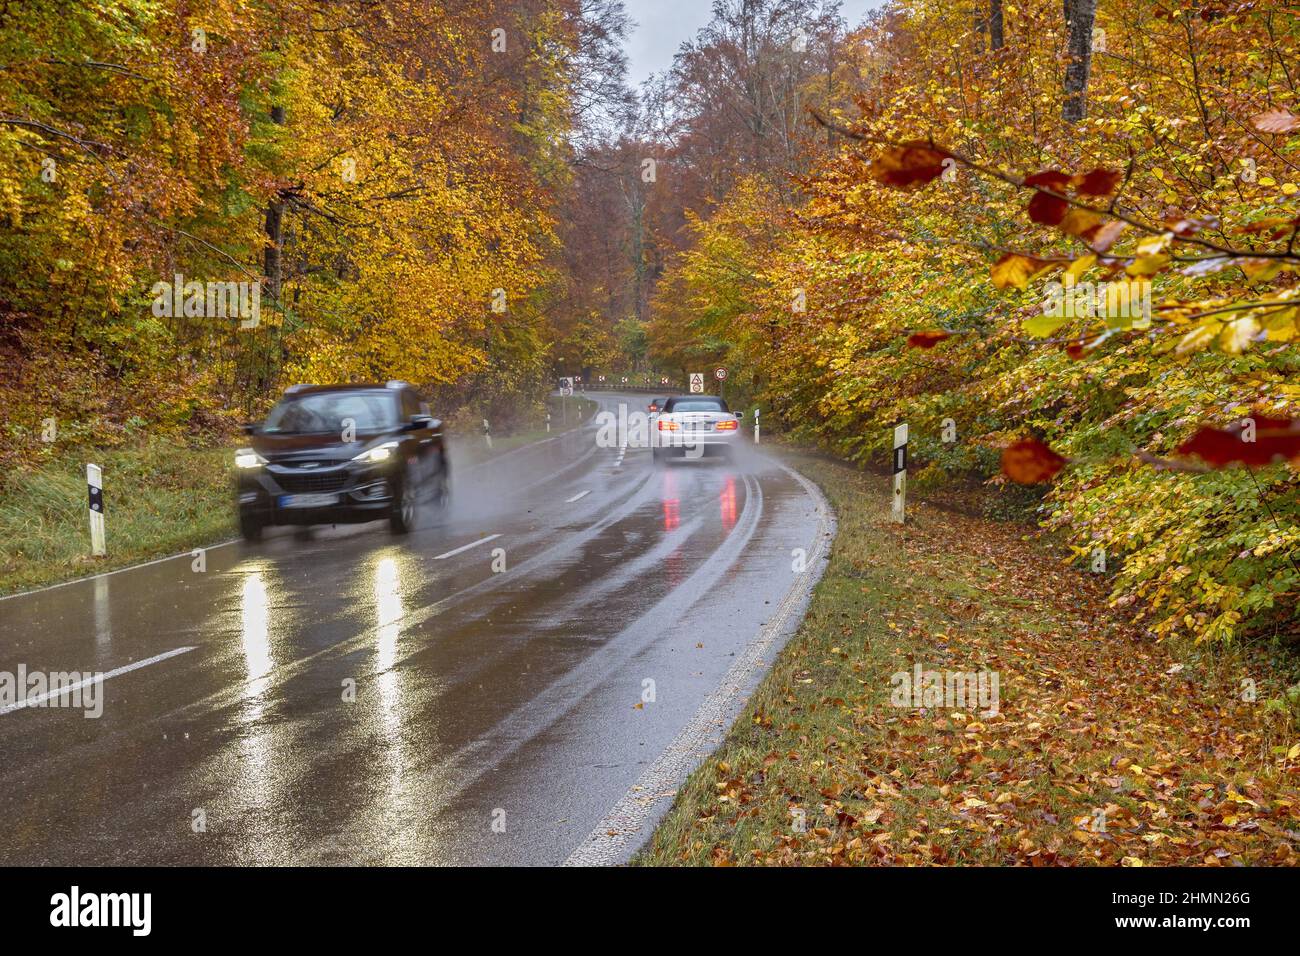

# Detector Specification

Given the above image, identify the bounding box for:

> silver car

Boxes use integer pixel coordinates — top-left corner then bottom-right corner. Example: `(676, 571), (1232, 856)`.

(652, 395), (742, 461)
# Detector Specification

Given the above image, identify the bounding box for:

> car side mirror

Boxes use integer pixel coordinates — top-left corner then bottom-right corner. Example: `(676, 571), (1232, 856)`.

(242, 423), (258, 435)
(411, 415), (439, 432)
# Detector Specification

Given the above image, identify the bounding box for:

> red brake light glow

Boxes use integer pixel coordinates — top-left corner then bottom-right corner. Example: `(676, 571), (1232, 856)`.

(658, 420), (678, 431)
(715, 419), (738, 430)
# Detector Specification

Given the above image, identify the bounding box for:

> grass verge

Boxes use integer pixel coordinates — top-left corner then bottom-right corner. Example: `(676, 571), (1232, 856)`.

(0, 440), (234, 596)
(635, 449), (1300, 866)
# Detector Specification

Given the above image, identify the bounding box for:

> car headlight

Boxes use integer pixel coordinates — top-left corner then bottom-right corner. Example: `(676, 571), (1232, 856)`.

(353, 441), (399, 463)
(235, 449), (267, 469)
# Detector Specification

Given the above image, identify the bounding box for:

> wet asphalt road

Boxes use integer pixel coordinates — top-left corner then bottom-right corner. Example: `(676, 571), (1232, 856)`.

(0, 393), (829, 866)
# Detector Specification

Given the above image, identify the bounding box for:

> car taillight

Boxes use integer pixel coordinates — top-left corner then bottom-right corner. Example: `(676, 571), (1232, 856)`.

(658, 420), (678, 431)
(715, 419), (738, 430)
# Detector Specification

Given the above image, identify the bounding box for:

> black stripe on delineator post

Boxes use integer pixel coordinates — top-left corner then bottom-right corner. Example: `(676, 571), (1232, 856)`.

(893, 444), (907, 475)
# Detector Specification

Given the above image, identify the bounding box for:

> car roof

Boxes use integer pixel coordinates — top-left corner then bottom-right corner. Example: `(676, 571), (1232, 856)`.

(282, 383), (410, 397)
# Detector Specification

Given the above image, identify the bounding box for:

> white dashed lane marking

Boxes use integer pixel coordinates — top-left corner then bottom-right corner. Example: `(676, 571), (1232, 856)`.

(432, 534), (502, 560)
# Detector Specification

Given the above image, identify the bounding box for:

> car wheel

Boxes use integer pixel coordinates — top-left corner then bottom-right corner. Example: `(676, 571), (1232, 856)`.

(390, 470), (417, 534)
(239, 511), (264, 543)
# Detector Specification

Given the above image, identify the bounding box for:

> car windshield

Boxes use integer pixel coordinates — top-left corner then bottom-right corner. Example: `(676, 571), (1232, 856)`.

(262, 391), (398, 434)
(669, 399), (729, 413)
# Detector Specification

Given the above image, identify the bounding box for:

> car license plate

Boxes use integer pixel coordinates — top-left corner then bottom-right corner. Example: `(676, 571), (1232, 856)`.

(278, 493), (338, 509)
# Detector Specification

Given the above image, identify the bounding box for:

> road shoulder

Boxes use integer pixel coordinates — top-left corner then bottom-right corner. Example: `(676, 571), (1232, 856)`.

(633, 450), (1300, 866)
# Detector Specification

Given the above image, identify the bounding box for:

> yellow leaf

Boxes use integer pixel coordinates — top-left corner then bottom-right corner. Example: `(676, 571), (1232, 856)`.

(1219, 316), (1260, 353)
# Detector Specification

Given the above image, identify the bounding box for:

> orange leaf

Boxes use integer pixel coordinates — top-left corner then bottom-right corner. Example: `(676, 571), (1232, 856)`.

(1023, 170), (1072, 191)
(990, 253), (1054, 290)
(1001, 439), (1067, 483)
(1089, 220), (1127, 252)
(1060, 208), (1103, 238)
(1251, 108), (1300, 134)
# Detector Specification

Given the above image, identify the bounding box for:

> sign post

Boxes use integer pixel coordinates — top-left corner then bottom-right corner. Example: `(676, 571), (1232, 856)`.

(892, 423), (908, 524)
(87, 463), (105, 557)
(559, 377), (573, 425)
(688, 372), (704, 394)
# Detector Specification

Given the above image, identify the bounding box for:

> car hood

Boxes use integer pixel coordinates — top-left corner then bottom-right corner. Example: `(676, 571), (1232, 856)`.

(249, 430), (395, 464)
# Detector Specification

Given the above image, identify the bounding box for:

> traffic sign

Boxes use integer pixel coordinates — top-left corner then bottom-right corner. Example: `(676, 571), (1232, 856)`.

(688, 372), (704, 394)
(559, 377), (573, 397)
(714, 367), (727, 381)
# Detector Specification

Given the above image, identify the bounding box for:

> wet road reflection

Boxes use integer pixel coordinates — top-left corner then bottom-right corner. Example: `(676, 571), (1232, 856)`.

(240, 572), (273, 692)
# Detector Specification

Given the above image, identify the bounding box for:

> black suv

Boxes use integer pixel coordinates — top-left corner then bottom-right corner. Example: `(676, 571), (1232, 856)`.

(235, 382), (449, 540)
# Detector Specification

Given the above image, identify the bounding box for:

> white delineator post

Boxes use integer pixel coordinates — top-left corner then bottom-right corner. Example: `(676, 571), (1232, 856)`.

(87, 463), (106, 556)
(892, 423), (908, 524)
(483, 418), (492, 450)
(753, 407), (760, 444)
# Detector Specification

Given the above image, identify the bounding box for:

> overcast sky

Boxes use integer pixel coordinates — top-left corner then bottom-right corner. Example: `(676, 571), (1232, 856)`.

(621, 0), (887, 88)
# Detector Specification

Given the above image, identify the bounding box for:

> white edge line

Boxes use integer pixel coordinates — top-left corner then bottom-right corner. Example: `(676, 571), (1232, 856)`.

(0, 540), (241, 603)
(565, 490), (591, 503)
(0, 645), (198, 715)
(432, 533), (502, 561)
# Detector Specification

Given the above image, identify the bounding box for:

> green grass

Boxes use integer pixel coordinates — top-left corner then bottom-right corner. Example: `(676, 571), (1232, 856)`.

(0, 440), (235, 596)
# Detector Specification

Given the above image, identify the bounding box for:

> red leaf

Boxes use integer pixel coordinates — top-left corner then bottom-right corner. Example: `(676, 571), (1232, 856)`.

(907, 330), (951, 349)
(1064, 337), (1101, 360)
(1001, 439), (1067, 483)
(1075, 168), (1123, 196)
(1028, 190), (1069, 226)
(869, 142), (952, 190)
(1176, 417), (1300, 468)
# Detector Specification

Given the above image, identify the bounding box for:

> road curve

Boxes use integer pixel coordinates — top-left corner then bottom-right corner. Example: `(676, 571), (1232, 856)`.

(0, 392), (832, 865)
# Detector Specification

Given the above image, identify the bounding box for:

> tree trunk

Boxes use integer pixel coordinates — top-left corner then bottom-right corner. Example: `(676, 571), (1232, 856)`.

(263, 105), (286, 304)
(989, 0), (1004, 51)
(1062, 0), (1097, 122)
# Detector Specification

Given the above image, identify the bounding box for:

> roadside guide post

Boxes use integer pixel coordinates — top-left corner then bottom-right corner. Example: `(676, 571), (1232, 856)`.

(753, 408), (760, 445)
(483, 418), (492, 450)
(87, 463), (106, 557)
(892, 422), (908, 524)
